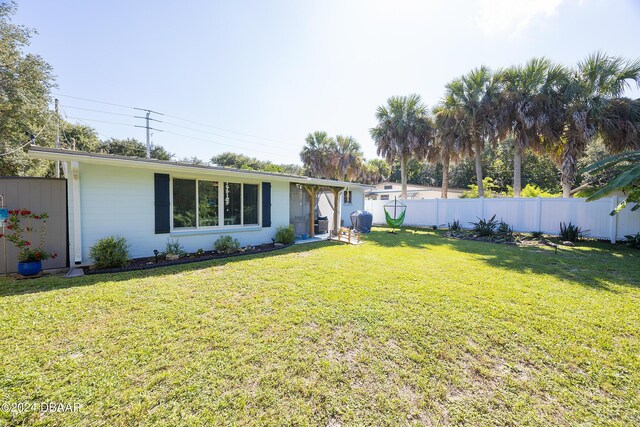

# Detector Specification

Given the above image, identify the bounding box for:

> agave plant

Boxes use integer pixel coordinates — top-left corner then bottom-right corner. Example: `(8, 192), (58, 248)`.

(448, 219), (462, 231)
(624, 232), (640, 249)
(559, 222), (583, 243)
(470, 214), (499, 237)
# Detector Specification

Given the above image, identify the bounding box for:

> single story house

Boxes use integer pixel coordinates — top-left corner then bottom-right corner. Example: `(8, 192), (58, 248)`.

(29, 147), (368, 267)
(366, 181), (465, 200)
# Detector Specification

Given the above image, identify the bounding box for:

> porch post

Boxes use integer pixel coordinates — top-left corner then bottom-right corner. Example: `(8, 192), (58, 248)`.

(303, 185), (317, 238)
(329, 187), (342, 235)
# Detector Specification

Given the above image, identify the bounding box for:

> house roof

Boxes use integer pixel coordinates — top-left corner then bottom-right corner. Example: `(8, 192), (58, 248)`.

(28, 147), (371, 189)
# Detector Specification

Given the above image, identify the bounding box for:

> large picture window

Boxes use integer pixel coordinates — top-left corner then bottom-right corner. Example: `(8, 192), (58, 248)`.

(243, 184), (259, 225)
(198, 181), (218, 226)
(173, 179), (196, 228)
(224, 182), (241, 225)
(172, 178), (259, 229)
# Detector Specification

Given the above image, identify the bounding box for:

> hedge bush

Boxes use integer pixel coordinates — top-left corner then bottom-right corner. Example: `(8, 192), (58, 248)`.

(275, 225), (295, 244)
(89, 235), (130, 269)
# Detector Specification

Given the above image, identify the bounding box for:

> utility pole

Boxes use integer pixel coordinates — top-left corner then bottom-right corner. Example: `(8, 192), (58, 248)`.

(134, 108), (163, 158)
(54, 98), (60, 177)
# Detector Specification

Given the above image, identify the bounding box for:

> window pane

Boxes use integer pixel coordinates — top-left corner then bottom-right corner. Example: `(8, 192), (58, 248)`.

(173, 179), (196, 228)
(198, 181), (218, 227)
(223, 182), (241, 225)
(243, 184), (259, 225)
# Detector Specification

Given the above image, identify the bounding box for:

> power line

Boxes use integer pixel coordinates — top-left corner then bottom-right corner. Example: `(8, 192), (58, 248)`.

(63, 105), (134, 118)
(162, 113), (294, 146)
(62, 103), (294, 151)
(63, 115), (293, 158)
(162, 130), (292, 158)
(0, 114), (54, 157)
(160, 119), (293, 153)
(65, 116), (135, 128)
(53, 93), (134, 110)
(54, 92), (298, 147)
(65, 111), (293, 155)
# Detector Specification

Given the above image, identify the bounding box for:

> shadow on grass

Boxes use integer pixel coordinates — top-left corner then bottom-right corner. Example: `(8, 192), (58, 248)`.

(368, 226), (640, 292)
(0, 241), (336, 297)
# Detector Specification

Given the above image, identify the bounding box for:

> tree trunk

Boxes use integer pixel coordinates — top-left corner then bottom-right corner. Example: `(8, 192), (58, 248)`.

(474, 141), (484, 198)
(561, 154), (576, 198)
(441, 151), (450, 199)
(400, 155), (408, 199)
(513, 145), (523, 198)
(562, 181), (572, 198)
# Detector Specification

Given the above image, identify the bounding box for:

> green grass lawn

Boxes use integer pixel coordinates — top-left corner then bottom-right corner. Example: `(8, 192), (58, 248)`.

(1, 228), (639, 426)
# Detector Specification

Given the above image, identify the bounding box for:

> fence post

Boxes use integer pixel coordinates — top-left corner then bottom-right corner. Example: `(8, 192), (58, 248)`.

(536, 197), (542, 232)
(480, 197), (485, 219)
(435, 198), (439, 227)
(609, 196), (618, 244)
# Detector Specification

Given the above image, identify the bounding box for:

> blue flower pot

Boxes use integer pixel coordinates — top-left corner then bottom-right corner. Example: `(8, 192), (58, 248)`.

(18, 261), (42, 276)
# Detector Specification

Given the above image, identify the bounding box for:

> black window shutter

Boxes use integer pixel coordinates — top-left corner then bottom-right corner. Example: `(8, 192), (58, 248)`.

(262, 182), (271, 227)
(154, 173), (170, 234)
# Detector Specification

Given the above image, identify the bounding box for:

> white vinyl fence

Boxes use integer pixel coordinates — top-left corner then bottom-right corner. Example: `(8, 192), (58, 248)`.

(365, 197), (640, 243)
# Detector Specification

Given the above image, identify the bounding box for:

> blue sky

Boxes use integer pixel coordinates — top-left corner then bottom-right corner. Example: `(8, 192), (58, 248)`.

(15, 0), (640, 164)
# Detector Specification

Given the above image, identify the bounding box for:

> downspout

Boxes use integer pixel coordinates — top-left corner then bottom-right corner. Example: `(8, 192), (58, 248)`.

(71, 161), (83, 265)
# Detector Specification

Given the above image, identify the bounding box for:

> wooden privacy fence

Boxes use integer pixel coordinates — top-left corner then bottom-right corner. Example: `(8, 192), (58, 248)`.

(0, 177), (68, 273)
(365, 197), (640, 243)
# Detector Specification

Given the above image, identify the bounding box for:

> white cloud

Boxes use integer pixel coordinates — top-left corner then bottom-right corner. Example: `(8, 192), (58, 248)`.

(475, 0), (567, 36)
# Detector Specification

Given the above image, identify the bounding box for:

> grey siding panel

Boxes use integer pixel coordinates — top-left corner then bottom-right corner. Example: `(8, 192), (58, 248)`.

(0, 178), (68, 273)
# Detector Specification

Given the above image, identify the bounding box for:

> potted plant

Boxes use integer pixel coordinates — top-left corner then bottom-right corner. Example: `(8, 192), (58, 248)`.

(17, 247), (55, 276)
(3, 209), (57, 276)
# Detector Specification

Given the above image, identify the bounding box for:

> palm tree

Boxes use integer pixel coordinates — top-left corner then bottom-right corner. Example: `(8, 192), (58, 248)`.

(443, 67), (500, 197)
(432, 104), (462, 198)
(300, 131), (336, 178)
(553, 52), (640, 197)
(497, 58), (569, 197)
(333, 135), (364, 182)
(370, 94), (433, 199)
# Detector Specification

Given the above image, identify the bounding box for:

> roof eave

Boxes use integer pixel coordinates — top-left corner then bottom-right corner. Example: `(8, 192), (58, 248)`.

(28, 147), (371, 189)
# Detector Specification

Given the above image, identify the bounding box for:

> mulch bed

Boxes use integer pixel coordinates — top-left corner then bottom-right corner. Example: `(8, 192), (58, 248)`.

(84, 243), (293, 275)
(442, 230), (570, 248)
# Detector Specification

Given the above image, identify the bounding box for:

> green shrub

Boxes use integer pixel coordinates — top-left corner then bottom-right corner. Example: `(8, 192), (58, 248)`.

(531, 231), (544, 239)
(448, 220), (462, 231)
(165, 238), (186, 256)
(470, 214), (498, 237)
(520, 184), (561, 198)
(559, 222), (583, 242)
(89, 235), (130, 269)
(624, 232), (640, 249)
(275, 225), (295, 245)
(214, 235), (240, 254)
(497, 220), (513, 235)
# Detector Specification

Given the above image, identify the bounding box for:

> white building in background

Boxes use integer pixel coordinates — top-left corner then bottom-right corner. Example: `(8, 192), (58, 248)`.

(366, 181), (465, 200)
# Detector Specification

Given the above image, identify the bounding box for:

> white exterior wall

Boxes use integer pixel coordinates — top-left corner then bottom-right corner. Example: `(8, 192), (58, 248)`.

(342, 188), (365, 227)
(366, 197), (640, 242)
(75, 163), (290, 263)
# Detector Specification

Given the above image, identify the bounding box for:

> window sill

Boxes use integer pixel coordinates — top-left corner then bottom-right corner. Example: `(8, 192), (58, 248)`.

(170, 226), (262, 236)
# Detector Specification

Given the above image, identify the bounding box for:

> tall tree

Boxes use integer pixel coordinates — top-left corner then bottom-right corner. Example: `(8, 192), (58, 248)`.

(432, 104), (462, 198)
(332, 135), (364, 182)
(99, 138), (172, 160)
(0, 1), (54, 176)
(370, 94), (433, 199)
(359, 158), (391, 184)
(300, 131), (336, 179)
(552, 52), (640, 197)
(443, 67), (500, 197)
(497, 58), (568, 197)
